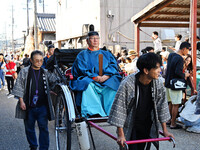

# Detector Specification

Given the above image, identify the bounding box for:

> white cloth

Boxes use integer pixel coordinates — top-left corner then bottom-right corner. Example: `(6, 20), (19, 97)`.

(186, 125), (200, 133)
(153, 38), (162, 53)
(124, 57), (138, 75)
(180, 95), (200, 122)
(178, 95), (200, 133)
(175, 40), (182, 52)
(160, 51), (170, 59)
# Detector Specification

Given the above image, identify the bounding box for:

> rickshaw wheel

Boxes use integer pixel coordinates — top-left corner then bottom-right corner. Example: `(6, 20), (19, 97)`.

(55, 91), (71, 150)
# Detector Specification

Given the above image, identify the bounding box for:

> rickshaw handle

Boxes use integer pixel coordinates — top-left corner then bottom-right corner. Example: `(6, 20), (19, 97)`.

(88, 121), (175, 150)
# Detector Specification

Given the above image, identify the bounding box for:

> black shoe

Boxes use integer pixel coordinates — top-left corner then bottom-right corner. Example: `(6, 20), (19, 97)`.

(170, 124), (182, 129)
(88, 114), (102, 118)
(166, 121), (171, 126)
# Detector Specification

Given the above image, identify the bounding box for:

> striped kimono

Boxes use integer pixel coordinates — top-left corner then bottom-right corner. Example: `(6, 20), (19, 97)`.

(12, 66), (57, 121)
(108, 73), (170, 150)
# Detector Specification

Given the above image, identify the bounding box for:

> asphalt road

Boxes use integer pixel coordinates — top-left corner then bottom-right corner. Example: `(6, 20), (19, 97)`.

(0, 88), (200, 150)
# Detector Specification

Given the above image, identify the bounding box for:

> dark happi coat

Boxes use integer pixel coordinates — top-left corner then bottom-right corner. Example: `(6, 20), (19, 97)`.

(108, 73), (170, 149)
(12, 66), (57, 121)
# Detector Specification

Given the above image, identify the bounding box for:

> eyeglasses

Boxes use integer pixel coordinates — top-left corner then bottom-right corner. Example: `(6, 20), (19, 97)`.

(89, 37), (100, 40)
(34, 59), (43, 63)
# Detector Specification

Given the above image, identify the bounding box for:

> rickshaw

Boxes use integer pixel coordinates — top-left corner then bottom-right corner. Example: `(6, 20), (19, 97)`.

(46, 48), (175, 150)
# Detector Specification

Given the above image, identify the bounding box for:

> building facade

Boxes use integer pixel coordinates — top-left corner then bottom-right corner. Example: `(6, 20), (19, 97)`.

(56, 0), (189, 53)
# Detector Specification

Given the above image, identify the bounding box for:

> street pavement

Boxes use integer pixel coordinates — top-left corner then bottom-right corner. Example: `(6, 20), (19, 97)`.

(0, 88), (200, 150)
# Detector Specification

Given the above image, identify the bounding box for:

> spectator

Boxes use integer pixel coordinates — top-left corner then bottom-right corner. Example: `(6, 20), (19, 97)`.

(0, 54), (6, 90)
(160, 49), (169, 78)
(70, 31), (122, 117)
(152, 31), (162, 55)
(42, 44), (55, 69)
(118, 57), (126, 71)
(195, 81), (200, 115)
(5, 55), (16, 97)
(160, 48), (170, 64)
(120, 49), (128, 59)
(196, 36), (200, 51)
(114, 52), (121, 60)
(14, 55), (22, 74)
(141, 46), (154, 55)
(123, 57), (132, 73)
(117, 50), (128, 64)
(178, 95), (200, 133)
(22, 54), (30, 67)
(145, 46), (154, 53)
(183, 54), (196, 103)
(12, 50), (57, 150)
(108, 53), (174, 150)
(165, 42), (191, 129)
(125, 57), (132, 63)
(169, 34), (182, 52)
(124, 49), (138, 75)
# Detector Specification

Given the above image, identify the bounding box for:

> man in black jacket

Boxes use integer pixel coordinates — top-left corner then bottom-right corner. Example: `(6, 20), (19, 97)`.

(165, 42), (190, 129)
(22, 54), (30, 67)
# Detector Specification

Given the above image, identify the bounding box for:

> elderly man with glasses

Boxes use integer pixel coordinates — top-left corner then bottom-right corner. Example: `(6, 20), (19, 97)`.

(12, 50), (57, 150)
(70, 31), (122, 118)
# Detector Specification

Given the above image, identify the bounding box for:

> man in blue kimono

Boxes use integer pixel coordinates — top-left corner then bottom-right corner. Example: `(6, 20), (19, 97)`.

(70, 31), (122, 117)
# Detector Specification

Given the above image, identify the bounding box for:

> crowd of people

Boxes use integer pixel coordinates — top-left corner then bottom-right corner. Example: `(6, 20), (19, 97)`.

(0, 43), (55, 98)
(1, 30), (200, 150)
(0, 52), (35, 97)
(0, 53), (24, 98)
(111, 31), (200, 149)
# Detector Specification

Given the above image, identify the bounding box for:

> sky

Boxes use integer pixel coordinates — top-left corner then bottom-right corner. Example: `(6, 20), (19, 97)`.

(0, 0), (56, 41)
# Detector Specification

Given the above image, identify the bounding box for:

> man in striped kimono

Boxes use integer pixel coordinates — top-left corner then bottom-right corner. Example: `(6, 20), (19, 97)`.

(108, 53), (174, 150)
(12, 50), (57, 150)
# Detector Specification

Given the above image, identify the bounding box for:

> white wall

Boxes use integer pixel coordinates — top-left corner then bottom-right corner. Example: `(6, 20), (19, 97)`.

(56, 0), (100, 41)
(100, 0), (154, 51)
(56, 0), (189, 51)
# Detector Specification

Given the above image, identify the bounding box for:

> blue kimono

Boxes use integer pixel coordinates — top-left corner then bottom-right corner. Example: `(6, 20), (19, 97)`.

(70, 48), (122, 117)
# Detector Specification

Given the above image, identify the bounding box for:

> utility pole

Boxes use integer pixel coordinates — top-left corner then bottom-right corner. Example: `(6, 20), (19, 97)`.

(43, 0), (45, 13)
(27, 0), (29, 35)
(11, 4), (14, 52)
(34, 0), (38, 49)
(5, 23), (7, 54)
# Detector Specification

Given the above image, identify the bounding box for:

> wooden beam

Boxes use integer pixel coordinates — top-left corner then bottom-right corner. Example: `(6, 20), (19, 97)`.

(58, 41), (61, 49)
(133, 0), (176, 24)
(166, 4), (200, 9)
(155, 11), (200, 16)
(40, 31), (55, 34)
(191, 0), (197, 90)
(140, 23), (200, 28)
(74, 39), (77, 49)
(145, 18), (200, 22)
(134, 24), (140, 56)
